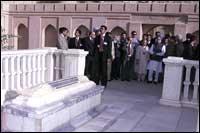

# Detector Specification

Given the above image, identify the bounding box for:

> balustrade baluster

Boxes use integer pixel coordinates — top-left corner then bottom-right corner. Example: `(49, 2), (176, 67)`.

(37, 54), (41, 84)
(22, 55), (27, 89)
(4, 57), (9, 91)
(55, 52), (60, 80)
(32, 54), (36, 86)
(182, 65), (192, 104)
(10, 56), (15, 90)
(1, 57), (5, 90)
(47, 52), (54, 81)
(27, 55), (32, 88)
(17, 56), (22, 90)
(41, 54), (46, 83)
(192, 66), (199, 106)
(60, 54), (64, 79)
(63, 53), (68, 78)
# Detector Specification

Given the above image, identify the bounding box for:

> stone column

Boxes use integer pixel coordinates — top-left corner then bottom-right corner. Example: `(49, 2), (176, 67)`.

(159, 57), (184, 107)
(174, 23), (187, 41)
(128, 22), (143, 40)
(29, 16), (41, 48)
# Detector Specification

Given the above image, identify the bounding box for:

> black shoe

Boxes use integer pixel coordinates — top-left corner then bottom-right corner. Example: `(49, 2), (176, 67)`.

(153, 81), (158, 84)
(147, 81), (152, 84)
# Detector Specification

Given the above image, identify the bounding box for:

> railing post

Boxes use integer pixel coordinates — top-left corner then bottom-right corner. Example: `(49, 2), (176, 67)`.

(77, 50), (88, 77)
(62, 49), (88, 78)
(159, 57), (184, 107)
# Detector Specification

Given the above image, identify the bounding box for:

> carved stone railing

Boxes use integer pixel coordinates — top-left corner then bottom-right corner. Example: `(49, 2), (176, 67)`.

(1, 48), (88, 106)
(160, 57), (199, 109)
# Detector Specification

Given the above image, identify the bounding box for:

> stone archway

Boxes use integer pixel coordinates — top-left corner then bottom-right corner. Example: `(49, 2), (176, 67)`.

(17, 24), (29, 49)
(111, 26), (126, 38)
(44, 25), (58, 47)
(143, 24), (174, 38)
(75, 25), (90, 38)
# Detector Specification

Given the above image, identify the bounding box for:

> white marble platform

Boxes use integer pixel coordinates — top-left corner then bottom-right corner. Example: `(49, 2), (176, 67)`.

(2, 76), (104, 132)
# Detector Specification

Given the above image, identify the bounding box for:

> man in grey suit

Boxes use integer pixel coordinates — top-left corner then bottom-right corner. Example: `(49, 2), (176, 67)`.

(57, 27), (69, 50)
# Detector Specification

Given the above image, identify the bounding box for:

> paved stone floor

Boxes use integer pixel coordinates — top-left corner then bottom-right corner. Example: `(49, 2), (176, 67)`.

(70, 80), (198, 132)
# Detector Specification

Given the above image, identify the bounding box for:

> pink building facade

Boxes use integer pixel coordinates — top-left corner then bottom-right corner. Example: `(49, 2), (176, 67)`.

(1, 1), (199, 49)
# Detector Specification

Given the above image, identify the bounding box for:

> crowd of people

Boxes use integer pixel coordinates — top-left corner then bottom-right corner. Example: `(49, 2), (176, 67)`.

(57, 25), (199, 87)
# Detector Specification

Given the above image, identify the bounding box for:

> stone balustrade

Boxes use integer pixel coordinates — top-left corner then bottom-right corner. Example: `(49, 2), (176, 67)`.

(1, 48), (52, 92)
(2, 3), (198, 15)
(1, 48), (88, 106)
(160, 57), (199, 109)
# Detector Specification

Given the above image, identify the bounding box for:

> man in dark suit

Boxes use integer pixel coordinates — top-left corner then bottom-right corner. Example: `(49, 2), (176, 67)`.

(83, 31), (96, 80)
(93, 25), (112, 87)
(182, 33), (193, 60)
(69, 29), (84, 49)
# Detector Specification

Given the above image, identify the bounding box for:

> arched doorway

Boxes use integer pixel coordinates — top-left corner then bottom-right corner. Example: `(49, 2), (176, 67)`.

(17, 24), (28, 49)
(111, 26), (126, 38)
(75, 25), (90, 38)
(143, 24), (174, 38)
(44, 25), (58, 47)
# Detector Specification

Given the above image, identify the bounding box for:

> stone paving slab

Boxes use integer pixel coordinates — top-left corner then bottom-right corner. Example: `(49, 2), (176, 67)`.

(146, 105), (182, 124)
(59, 80), (197, 132)
(106, 118), (141, 132)
(130, 102), (157, 113)
(74, 125), (100, 132)
(132, 116), (174, 132)
(119, 109), (145, 121)
(96, 110), (120, 120)
(175, 108), (198, 132)
(85, 117), (113, 128)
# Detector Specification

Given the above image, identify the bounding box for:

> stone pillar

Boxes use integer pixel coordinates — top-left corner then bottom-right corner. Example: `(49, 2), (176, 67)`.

(92, 17), (106, 31)
(128, 22), (142, 40)
(159, 57), (184, 107)
(174, 23), (187, 41)
(29, 16), (41, 49)
(62, 49), (88, 79)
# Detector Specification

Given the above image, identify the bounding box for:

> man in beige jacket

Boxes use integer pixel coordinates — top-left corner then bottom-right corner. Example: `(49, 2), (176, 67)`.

(57, 27), (69, 50)
(57, 27), (69, 79)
